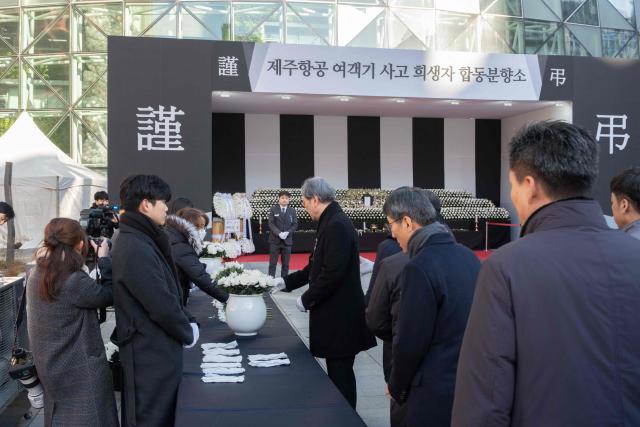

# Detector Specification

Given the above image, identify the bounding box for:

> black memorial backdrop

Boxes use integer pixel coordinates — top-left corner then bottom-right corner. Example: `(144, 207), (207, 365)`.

(108, 37), (640, 214)
(280, 115), (314, 188)
(212, 113), (245, 194)
(475, 119), (501, 206)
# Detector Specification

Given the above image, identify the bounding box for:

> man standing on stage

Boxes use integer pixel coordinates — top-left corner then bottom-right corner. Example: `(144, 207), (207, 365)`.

(268, 190), (298, 278)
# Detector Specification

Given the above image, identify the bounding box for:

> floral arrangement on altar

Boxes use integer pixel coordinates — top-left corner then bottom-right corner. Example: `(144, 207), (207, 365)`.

(214, 263), (276, 295)
(200, 242), (226, 259)
(222, 240), (242, 259)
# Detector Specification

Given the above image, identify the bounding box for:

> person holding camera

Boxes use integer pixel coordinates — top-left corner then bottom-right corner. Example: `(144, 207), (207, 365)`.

(26, 217), (117, 427)
(165, 207), (228, 305)
(85, 191), (119, 239)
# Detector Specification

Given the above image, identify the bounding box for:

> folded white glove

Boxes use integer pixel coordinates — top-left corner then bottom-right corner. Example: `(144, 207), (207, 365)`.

(201, 374), (244, 383)
(203, 367), (245, 375)
(270, 278), (286, 294)
(201, 341), (238, 350)
(201, 362), (242, 369)
(249, 358), (291, 367)
(184, 323), (199, 349)
(248, 353), (288, 361)
(202, 348), (240, 356)
(296, 295), (306, 312)
(202, 354), (243, 363)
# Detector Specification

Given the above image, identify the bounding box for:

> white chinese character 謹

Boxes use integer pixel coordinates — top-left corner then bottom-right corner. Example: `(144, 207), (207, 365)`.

(218, 56), (239, 77)
(136, 105), (185, 151)
(550, 68), (566, 87)
(596, 114), (630, 155)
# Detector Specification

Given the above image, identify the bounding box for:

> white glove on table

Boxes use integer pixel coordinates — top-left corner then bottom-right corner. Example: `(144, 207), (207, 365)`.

(201, 341), (238, 350)
(249, 359), (291, 368)
(248, 353), (288, 361)
(201, 374), (245, 383)
(203, 367), (245, 375)
(203, 354), (243, 363)
(202, 348), (240, 356)
(271, 278), (286, 294)
(184, 323), (199, 349)
(296, 296), (306, 312)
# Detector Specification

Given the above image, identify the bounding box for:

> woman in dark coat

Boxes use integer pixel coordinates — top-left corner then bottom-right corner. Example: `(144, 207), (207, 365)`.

(26, 218), (117, 427)
(164, 208), (228, 305)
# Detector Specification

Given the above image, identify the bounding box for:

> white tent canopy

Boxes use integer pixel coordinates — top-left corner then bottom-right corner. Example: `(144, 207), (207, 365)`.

(0, 112), (106, 249)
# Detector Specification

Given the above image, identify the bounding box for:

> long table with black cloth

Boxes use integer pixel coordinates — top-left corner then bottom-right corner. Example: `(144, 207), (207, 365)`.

(174, 290), (366, 426)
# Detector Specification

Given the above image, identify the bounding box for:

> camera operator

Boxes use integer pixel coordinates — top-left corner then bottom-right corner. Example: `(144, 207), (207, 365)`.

(25, 218), (118, 426)
(89, 191), (119, 236)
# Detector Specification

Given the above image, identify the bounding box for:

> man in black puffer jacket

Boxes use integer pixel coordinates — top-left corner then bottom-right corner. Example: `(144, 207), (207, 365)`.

(165, 211), (228, 305)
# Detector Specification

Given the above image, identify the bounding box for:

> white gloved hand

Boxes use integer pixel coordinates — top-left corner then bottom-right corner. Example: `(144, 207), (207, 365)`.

(282, 231), (289, 239)
(184, 323), (199, 348)
(296, 295), (306, 312)
(278, 232), (287, 240)
(270, 278), (286, 294)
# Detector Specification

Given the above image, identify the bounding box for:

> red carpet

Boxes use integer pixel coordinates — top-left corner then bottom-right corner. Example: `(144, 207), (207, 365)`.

(236, 250), (491, 270)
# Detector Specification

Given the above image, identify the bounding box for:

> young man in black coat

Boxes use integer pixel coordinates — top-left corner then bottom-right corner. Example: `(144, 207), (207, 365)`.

(452, 122), (640, 427)
(111, 175), (198, 427)
(384, 187), (481, 427)
(272, 177), (376, 409)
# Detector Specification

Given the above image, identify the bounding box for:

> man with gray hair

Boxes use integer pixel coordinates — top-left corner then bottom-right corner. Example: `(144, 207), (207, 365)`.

(384, 187), (480, 427)
(272, 177), (376, 408)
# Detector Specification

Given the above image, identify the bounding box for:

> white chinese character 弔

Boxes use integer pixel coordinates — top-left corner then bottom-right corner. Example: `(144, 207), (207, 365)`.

(136, 106), (185, 151)
(218, 56), (239, 77)
(550, 68), (566, 87)
(596, 114), (630, 155)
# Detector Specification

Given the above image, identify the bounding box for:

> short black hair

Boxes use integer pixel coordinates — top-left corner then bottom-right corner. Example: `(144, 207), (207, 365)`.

(509, 121), (599, 199)
(383, 187), (436, 226)
(0, 202), (15, 219)
(94, 190), (109, 201)
(610, 166), (640, 212)
(278, 190), (291, 198)
(119, 175), (172, 212)
(169, 197), (194, 214)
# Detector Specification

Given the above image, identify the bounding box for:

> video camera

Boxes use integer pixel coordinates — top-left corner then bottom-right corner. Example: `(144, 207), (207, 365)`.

(79, 204), (119, 239)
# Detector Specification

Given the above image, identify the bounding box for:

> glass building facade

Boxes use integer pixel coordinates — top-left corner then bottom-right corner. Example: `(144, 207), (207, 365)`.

(0, 0), (639, 170)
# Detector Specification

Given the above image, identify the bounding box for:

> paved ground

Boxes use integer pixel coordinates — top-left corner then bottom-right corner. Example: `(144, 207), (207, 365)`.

(3, 262), (390, 427)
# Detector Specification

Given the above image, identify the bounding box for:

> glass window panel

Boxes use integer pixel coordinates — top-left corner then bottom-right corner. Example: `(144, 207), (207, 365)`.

(436, 11), (479, 52)
(287, 3), (334, 45)
(142, 6), (177, 38)
(0, 112), (17, 138)
(524, 19), (563, 53)
(616, 32), (638, 58)
(346, 9), (386, 47)
(233, 3), (283, 43)
(388, 0), (433, 7)
(0, 9), (19, 55)
(75, 111), (107, 166)
(74, 4), (123, 52)
(390, 8), (434, 49)
(0, 60), (19, 109)
(598, 0), (633, 30)
(48, 115), (70, 155)
(181, 3), (230, 40)
(0, 56), (15, 77)
(484, 0), (522, 17)
(561, 0), (583, 19)
(73, 54), (107, 107)
(523, 0), (561, 21)
(608, 0), (635, 26)
(541, 0), (563, 19)
(337, 5), (383, 45)
(126, 3), (173, 37)
(0, 0), (19, 7)
(25, 55), (70, 109)
(31, 111), (69, 154)
(435, 0), (480, 14)
(23, 7), (69, 54)
(601, 27), (634, 56)
(338, 0), (384, 5)
(482, 16), (523, 53)
(566, 22), (601, 55)
(567, 0), (598, 25)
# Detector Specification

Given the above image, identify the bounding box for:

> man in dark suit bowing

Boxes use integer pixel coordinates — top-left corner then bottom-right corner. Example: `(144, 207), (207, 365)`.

(268, 190), (298, 277)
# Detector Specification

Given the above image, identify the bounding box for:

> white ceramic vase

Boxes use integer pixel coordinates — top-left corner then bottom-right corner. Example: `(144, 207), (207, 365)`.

(201, 257), (223, 276)
(225, 294), (267, 336)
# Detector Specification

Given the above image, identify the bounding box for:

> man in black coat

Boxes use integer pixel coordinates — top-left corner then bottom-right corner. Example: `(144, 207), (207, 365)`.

(364, 236), (401, 305)
(111, 175), (198, 427)
(272, 177), (376, 409)
(452, 122), (640, 426)
(384, 187), (481, 427)
(268, 190), (298, 277)
(365, 250), (408, 426)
